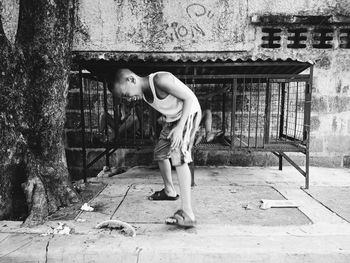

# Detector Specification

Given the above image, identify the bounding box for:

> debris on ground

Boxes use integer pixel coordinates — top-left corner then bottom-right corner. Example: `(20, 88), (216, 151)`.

(95, 220), (136, 237)
(81, 203), (94, 212)
(242, 203), (253, 210)
(76, 218), (86, 223)
(73, 179), (86, 192)
(97, 166), (129, 178)
(260, 199), (299, 210)
(42, 222), (73, 235)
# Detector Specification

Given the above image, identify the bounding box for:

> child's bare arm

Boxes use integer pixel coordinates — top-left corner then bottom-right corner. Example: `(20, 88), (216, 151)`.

(153, 72), (198, 149)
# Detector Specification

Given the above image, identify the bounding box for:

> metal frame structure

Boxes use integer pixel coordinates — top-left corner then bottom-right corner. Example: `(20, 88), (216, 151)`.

(76, 60), (313, 188)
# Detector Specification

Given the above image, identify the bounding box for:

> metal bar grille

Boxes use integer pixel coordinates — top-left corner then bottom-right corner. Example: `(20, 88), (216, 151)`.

(77, 65), (312, 187)
(79, 74), (310, 152)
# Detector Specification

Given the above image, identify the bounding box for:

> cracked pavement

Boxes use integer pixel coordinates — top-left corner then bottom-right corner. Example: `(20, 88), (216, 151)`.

(1, 166), (350, 262)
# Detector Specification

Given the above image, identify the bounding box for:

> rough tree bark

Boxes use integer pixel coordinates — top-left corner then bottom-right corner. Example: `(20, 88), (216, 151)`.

(0, 0), (80, 226)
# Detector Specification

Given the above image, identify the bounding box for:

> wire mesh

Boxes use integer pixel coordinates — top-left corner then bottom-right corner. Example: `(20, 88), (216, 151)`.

(281, 81), (306, 142)
(80, 74), (156, 149)
(192, 77), (309, 150)
(80, 73), (310, 152)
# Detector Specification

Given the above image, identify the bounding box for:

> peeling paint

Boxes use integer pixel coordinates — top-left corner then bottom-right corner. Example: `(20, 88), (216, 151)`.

(74, 0), (249, 52)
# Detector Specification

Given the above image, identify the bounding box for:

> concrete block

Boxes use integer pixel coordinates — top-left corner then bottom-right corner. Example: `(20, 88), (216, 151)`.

(65, 149), (83, 167)
(328, 96), (350, 113)
(310, 116), (320, 132)
(206, 150), (230, 165)
(86, 149), (110, 169)
(68, 167), (100, 181)
(68, 73), (79, 91)
(65, 130), (82, 148)
(309, 155), (342, 168)
(309, 137), (324, 152)
(65, 111), (82, 129)
(66, 92), (107, 111)
(125, 148), (154, 166)
(251, 152), (273, 166)
(65, 148), (115, 170)
(260, 152), (280, 166)
(311, 96), (327, 113)
(66, 91), (82, 110)
(343, 155), (350, 168)
(65, 130), (106, 148)
(228, 152), (253, 166)
(193, 150), (208, 165)
(325, 135), (350, 153)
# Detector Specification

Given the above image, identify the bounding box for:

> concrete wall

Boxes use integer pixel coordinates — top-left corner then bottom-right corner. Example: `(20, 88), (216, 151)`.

(66, 0), (350, 176)
(3, 0), (349, 179)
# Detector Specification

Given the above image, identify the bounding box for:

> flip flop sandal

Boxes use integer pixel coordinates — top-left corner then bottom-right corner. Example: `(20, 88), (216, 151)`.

(148, 189), (179, 201)
(165, 209), (196, 228)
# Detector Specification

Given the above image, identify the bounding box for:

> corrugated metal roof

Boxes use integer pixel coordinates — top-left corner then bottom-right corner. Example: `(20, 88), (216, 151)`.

(72, 51), (312, 63)
(72, 51), (311, 79)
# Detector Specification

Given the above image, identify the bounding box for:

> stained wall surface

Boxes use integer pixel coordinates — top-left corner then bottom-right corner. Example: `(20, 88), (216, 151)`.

(1, 0), (350, 178)
(71, 0), (350, 170)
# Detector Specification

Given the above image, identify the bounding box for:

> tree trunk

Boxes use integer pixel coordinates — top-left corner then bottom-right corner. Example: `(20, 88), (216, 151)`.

(0, 0), (80, 226)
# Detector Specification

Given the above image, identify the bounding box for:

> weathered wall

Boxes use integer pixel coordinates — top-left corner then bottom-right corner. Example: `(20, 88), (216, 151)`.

(3, 0), (350, 180)
(68, 0), (350, 172)
(74, 0), (249, 52)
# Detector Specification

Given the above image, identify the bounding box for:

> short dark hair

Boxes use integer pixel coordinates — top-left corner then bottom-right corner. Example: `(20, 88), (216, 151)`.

(108, 68), (132, 91)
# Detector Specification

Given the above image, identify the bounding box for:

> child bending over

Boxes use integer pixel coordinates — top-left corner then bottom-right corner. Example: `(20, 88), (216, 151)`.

(110, 68), (201, 228)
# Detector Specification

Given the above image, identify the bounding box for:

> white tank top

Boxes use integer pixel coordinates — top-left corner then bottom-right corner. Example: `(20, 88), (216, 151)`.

(143, 72), (201, 122)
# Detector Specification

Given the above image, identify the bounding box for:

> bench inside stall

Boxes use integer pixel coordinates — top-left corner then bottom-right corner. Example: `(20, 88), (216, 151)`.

(76, 59), (313, 188)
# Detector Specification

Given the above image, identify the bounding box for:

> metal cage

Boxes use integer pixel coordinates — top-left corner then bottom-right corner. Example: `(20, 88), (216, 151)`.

(76, 60), (313, 188)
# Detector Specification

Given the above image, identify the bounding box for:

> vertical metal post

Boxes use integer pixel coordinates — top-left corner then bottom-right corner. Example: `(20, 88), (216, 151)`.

(103, 80), (110, 168)
(276, 82), (281, 141)
(113, 90), (119, 143)
(294, 82), (299, 141)
(133, 101), (136, 145)
(248, 78), (252, 147)
(264, 79), (271, 145)
(304, 65), (313, 189)
(231, 78), (237, 149)
(97, 81), (100, 132)
(124, 103), (127, 141)
(278, 154), (283, 170)
(222, 84), (226, 134)
(285, 82), (290, 139)
(87, 79), (93, 143)
(191, 66), (196, 187)
(255, 78), (260, 148)
(240, 78), (245, 148)
(79, 68), (87, 182)
(280, 82), (286, 138)
(279, 82), (286, 170)
(141, 101), (144, 141)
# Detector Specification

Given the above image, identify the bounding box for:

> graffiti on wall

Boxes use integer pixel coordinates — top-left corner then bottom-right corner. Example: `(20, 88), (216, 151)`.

(166, 3), (215, 41)
(74, 0), (247, 51)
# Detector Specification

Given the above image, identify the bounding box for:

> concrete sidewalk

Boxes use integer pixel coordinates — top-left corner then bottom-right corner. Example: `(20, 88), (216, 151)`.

(1, 166), (350, 262)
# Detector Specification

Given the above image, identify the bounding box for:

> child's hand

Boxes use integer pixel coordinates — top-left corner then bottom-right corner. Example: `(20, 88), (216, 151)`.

(167, 125), (183, 150)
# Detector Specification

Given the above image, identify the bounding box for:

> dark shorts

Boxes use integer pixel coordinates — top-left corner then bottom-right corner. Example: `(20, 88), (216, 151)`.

(154, 116), (198, 166)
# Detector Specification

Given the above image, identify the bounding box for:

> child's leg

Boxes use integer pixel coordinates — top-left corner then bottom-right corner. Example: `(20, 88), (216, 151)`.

(158, 159), (177, 197)
(175, 163), (195, 220)
(119, 113), (138, 135)
(204, 109), (215, 142)
(99, 112), (116, 139)
(204, 109), (212, 133)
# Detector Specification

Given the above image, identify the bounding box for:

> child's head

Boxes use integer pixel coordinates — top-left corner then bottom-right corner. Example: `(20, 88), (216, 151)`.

(109, 68), (143, 102)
